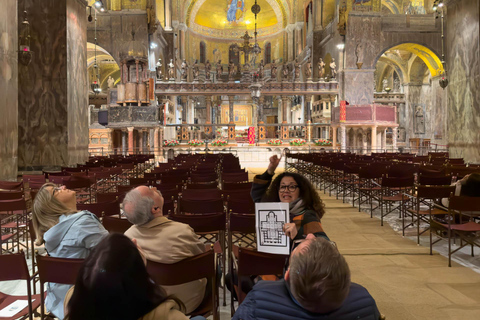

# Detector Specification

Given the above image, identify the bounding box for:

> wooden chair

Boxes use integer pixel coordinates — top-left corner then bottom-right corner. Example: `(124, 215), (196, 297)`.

(407, 185), (456, 244)
(0, 252), (42, 320)
(36, 254), (84, 319)
(430, 195), (480, 267)
(379, 176), (414, 235)
(102, 216), (133, 234)
(222, 181), (252, 191)
(181, 188), (223, 201)
(0, 198), (29, 255)
(146, 248), (218, 320)
(235, 246), (288, 305)
(0, 181), (24, 191)
(97, 191), (126, 203)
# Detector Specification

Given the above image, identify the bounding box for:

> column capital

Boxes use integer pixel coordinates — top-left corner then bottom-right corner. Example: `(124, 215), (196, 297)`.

(228, 95), (235, 103)
(127, 127), (134, 132)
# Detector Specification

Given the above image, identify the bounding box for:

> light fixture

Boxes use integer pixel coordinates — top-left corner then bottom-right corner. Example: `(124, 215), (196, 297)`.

(94, 1), (102, 8)
(438, 2), (448, 89)
(87, 6), (93, 22)
(100, 6), (105, 12)
(18, 8), (33, 66)
(337, 43), (345, 50)
(92, 9), (101, 95)
(251, 0), (261, 57)
(150, 42), (158, 49)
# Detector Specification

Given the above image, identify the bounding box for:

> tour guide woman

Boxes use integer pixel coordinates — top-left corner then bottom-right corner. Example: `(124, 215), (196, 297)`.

(251, 155), (329, 242)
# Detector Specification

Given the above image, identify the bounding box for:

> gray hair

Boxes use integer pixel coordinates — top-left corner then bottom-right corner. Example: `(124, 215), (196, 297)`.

(122, 189), (155, 226)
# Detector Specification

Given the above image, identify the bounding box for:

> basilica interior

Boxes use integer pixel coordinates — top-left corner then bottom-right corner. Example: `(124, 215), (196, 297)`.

(1, 0), (480, 319)
(1, 0), (479, 177)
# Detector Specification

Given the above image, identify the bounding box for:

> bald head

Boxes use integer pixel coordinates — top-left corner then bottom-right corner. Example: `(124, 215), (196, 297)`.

(122, 186), (164, 226)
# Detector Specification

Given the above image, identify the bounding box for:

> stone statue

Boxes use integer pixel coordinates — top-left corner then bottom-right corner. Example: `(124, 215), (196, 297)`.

(192, 59), (199, 81)
(270, 59), (277, 80)
(107, 76), (115, 89)
(305, 57), (312, 79)
(167, 59), (175, 80)
(318, 58), (325, 80)
(228, 60), (235, 79)
(414, 106), (425, 134)
(293, 59), (300, 81)
(205, 60), (211, 81)
(394, 77), (400, 92)
(382, 78), (388, 92)
(282, 63), (289, 81)
(216, 60), (223, 81)
(181, 59), (188, 81)
(258, 60), (265, 79)
(329, 58), (336, 79)
(155, 59), (163, 81)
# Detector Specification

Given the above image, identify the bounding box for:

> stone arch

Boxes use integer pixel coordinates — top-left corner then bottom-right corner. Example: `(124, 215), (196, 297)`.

(87, 42), (120, 92)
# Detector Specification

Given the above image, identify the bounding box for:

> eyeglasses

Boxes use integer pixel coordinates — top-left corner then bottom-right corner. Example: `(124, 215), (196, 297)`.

(279, 185), (299, 192)
(52, 187), (62, 197)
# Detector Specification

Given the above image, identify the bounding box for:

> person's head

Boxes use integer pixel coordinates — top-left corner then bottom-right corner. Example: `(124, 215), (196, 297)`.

(266, 172), (325, 218)
(66, 233), (180, 320)
(122, 186), (164, 226)
(461, 173), (480, 197)
(285, 236), (351, 314)
(32, 183), (78, 245)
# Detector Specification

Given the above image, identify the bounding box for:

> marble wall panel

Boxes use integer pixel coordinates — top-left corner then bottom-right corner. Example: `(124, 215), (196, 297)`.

(67, 0), (88, 165)
(18, 0), (68, 170)
(18, 0), (88, 170)
(344, 70), (375, 105)
(446, 0), (480, 163)
(0, 0), (18, 180)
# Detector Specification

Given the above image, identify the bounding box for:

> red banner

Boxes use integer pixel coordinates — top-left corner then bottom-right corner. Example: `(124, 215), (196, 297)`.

(248, 127), (255, 144)
(340, 100), (347, 122)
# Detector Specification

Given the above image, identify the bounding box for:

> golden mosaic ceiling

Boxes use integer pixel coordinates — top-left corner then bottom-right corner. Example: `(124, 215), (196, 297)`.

(188, 0), (284, 39)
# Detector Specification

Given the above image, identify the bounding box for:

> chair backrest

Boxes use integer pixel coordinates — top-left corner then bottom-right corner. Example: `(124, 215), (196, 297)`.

(147, 249), (215, 286)
(416, 185), (456, 200)
(48, 175), (71, 185)
(221, 172), (249, 183)
(178, 198), (224, 215)
(36, 254), (84, 286)
(102, 216), (133, 233)
(222, 182), (252, 191)
(0, 190), (25, 200)
(97, 192), (125, 203)
(418, 174), (452, 186)
(0, 198), (27, 211)
(170, 212), (226, 233)
(0, 252), (31, 281)
(185, 182), (219, 189)
(0, 180), (24, 191)
(382, 176), (414, 188)
(181, 188), (223, 201)
(229, 213), (256, 235)
(228, 198), (255, 215)
(448, 195), (480, 212)
(77, 200), (121, 218)
(236, 247), (288, 304)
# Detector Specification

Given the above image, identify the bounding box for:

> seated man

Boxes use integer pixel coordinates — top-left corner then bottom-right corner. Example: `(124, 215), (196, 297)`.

(123, 186), (206, 314)
(233, 235), (381, 320)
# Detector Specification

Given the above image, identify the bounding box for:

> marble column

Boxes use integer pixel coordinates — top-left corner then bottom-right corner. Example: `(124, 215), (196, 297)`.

(305, 95), (312, 142)
(142, 130), (148, 153)
(122, 130), (127, 155)
(164, 0), (172, 31)
(154, 128), (159, 157)
(340, 126), (346, 153)
(228, 96), (235, 143)
(128, 127), (134, 155)
(17, 0), (88, 170)
(0, 0), (18, 179)
(281, 96), (289, 140)
(382, 128), (387, 152)
(332, 127), (337, 150)
(205, 96), (212, 137)
(392, 127), (398, 152)
(371, 126), (377, 153)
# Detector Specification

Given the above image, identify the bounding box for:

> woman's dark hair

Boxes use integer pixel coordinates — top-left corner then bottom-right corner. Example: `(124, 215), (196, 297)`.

(67, 233), (184, 320)
(264, 172), (325, 219)
(461, 173), (480, 197)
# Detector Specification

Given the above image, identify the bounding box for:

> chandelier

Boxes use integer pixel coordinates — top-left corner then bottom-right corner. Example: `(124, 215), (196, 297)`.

(251, 0), (261, 56)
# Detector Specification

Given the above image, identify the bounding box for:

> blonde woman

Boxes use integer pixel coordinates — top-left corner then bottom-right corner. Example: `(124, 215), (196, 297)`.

(32, 183), (108, 320)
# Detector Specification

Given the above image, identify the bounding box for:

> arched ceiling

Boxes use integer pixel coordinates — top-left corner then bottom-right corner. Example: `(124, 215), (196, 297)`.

(387, 43), (444, 78)
(186, 0), (288, 39)
(87, 42), (120, 91)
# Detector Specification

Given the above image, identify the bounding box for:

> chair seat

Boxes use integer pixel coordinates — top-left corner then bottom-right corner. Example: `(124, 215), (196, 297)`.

(1, 222), (27, 229)
(1, 233), (15, 241)
(450, 221), (480, 232)
(0, 293), (42, 320)
(407, 208), (448, 216)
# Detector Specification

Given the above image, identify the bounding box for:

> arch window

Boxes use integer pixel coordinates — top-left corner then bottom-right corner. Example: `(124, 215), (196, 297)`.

(200, 41), (206, 64)
(90, 134), (99, 144)
(264, 42), (271, 64)
(100, 134), (109, 144)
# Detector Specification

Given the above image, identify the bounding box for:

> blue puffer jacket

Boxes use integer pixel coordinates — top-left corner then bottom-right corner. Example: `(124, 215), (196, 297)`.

(233, 280), (380, 320)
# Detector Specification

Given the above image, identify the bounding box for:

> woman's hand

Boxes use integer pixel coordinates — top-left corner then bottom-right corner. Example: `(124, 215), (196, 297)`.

(267, 155), (282, 175)
(283, 223), (298, 240)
